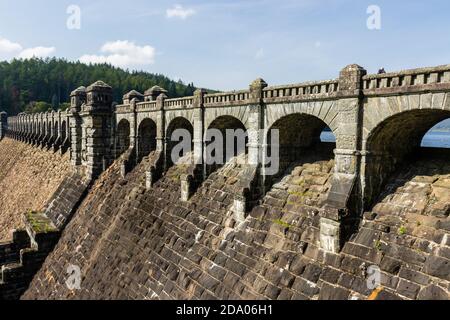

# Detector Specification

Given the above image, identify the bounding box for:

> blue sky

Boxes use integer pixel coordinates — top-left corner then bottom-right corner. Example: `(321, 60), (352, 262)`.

(0, 0), (449, 90)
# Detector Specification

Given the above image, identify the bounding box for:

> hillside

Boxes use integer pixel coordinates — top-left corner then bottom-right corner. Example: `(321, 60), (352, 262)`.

(0, 58), (197, 115)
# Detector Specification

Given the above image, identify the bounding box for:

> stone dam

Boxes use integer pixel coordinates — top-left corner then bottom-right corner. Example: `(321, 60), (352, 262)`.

(0, 64), (449, 300)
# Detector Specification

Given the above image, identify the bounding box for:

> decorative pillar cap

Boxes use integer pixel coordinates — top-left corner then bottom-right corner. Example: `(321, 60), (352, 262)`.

(194, 88), (207, 95)
(250, 78), (268, 89)
(70, 86), (87, 97)
(339, 64), (367, 92)
(340, 64), (366, 73)
(144, 85), (168, 101)
(87, 81), (112, 92)
(123, 90), (144, 104)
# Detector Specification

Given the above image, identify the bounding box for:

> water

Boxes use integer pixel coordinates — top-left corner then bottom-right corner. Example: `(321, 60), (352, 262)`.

(320, 130), (450, 149)
(320, 131), (336, 143)
(421, 131), (450, 148)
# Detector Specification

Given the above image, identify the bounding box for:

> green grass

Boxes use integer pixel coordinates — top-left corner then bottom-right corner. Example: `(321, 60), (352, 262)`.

(397, 226), (407, 236)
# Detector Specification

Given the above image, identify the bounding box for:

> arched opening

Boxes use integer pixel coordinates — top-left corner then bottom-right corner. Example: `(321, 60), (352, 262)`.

(61, 120), (67, 142)
(365, 109), (450, 209)
(266, 113), (336, 181)
(137, 118), (157, 160)
(205, 116), (248, 174)
(54, 121), (59, 140)
(166, 117), (194, 167)
(116, 119), (131, 157)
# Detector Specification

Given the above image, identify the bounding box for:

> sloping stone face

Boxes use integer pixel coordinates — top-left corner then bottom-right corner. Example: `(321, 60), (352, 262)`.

(0, 138), (72, 241)
(23, 146), (450, 300)
(353, 152), (450, 300)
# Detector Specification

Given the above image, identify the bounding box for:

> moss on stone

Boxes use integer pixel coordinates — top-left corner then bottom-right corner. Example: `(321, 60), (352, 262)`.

(272, 219), (293, 229)
(397, 225), (407, 236)
(25, 210), (57, 234)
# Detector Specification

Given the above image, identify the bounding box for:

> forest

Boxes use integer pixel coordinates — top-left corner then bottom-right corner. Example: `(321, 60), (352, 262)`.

(0, 58), (197, 115)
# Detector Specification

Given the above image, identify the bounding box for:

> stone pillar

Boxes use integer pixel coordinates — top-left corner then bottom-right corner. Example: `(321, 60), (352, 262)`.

(154, 95), (165, 154)
(69, 87), (86, 168)
(17, 115), (22, 141)
(143, 89), (167, 190)
(145, 166), (157, 190)
(25, 114), (30, 143)
(180, 174), (193, 202)
(248, 78), (267, 166)
(0, 111), (7, 140)
(320, 64), (366, 253)
(38, 114), (43, 146)
(30, 115), (34, 143)
(41, 113), (49, 148)
(129, 100), (137, 149)
(193, 89), (206, 165)
(155, 93), (170, 171)
(123, 90), (144, 158)
(79, 81), (114, 180)
(232, 192), (248, 224)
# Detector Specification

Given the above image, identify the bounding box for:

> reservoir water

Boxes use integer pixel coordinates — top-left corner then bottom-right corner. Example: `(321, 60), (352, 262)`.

(320, 130), (450, 149)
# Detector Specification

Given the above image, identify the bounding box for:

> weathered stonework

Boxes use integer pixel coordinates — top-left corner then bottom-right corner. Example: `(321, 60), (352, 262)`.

(0, 138), (73, 241)
(0, 211), (60, 300)
(2, 63), (450, 300)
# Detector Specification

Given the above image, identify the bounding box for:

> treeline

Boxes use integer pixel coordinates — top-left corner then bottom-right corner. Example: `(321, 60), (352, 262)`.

(0, 58), (197, 115)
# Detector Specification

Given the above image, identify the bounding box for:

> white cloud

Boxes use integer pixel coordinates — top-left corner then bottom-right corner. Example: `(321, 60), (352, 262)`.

(0, 37), (22, 53)
(166, 4), (196, 19)
(79, 40), (156, 68)
(0, 37), (56, 60)
(18, 46), (55, 59)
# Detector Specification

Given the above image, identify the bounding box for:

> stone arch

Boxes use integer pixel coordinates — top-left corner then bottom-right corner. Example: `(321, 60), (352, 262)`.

(116, 119), (131, 157)
(166, 117), (194, 166)
(137, 118), (157, 160)
(362, 93), (450, 147)
(265, 101), (339, 144)
(204, 106), (250, 131)
(266, 112), (336, 179)
(205, 115), (248, 173)
(364, 108), (450, 208)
